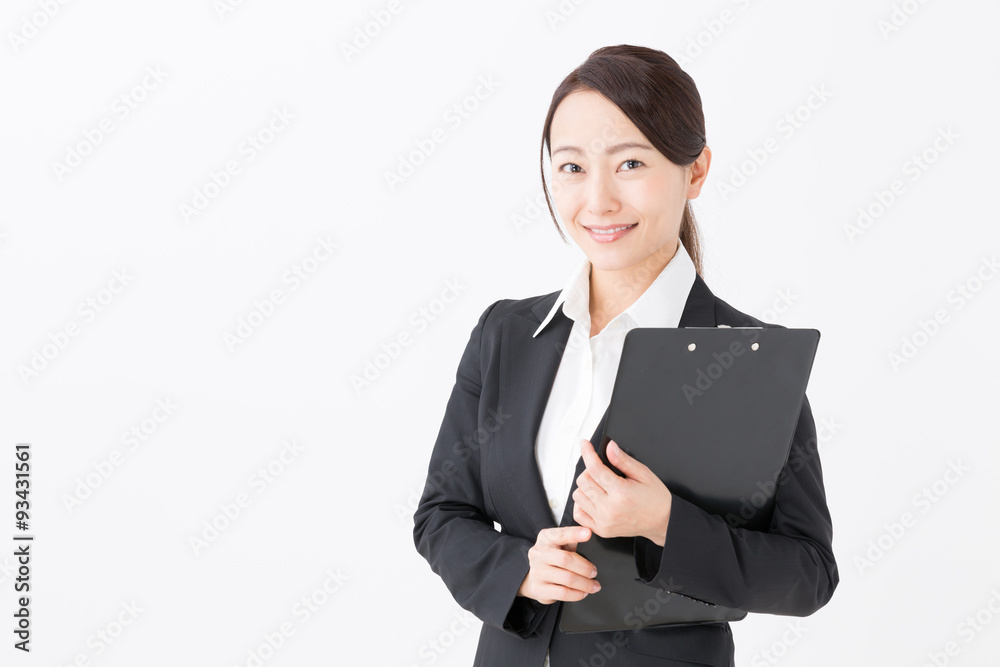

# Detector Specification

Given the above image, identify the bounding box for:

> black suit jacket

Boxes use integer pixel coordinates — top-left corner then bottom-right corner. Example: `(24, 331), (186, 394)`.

(413, 271), (839, 667)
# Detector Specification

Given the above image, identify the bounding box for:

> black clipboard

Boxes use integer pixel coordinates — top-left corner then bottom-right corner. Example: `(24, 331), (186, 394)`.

(559, 326), (820, 633)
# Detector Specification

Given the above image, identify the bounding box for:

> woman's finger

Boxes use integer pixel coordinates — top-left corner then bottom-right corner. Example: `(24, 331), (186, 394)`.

(606, 439), (650, 481)
(545, 544), (597, 578)
(537, 525), (591, 549)
(542, 562), (601, 595)
(575, 469), (608, 501)
(579, 439), (623, 491)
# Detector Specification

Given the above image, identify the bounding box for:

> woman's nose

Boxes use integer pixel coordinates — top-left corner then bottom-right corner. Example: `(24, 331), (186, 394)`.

(585, 172), (620, 216)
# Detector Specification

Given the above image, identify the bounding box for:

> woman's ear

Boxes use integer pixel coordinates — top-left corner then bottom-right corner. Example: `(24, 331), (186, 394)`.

(686, 146), (712, 198)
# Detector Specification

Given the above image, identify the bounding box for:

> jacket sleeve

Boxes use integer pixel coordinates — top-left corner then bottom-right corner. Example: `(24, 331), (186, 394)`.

(631, 393), (839, 616)
(412, 300), (547, 638)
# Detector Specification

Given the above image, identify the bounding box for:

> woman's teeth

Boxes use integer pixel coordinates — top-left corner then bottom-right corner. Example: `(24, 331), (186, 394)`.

(590, 223), (636, 235)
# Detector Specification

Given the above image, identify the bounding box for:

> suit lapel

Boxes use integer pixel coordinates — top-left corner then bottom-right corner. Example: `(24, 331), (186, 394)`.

(495, 304), (573, 537)
(495, 272), (719, 538)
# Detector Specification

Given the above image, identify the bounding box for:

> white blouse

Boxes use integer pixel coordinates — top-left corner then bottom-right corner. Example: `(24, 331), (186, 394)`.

(531, 240), (697, 667)
(531, 239), (698, 527)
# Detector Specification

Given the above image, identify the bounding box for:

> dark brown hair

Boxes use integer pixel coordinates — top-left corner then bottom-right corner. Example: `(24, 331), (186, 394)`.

(539, 44), (707, 276)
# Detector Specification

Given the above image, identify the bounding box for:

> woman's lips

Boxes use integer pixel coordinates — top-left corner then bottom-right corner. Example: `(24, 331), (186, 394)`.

(585, 223), (637, 243)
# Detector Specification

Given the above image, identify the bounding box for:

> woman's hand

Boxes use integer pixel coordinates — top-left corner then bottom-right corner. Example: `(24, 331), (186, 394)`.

(516, 526), (601, 604)
(573, 439), (672, 546)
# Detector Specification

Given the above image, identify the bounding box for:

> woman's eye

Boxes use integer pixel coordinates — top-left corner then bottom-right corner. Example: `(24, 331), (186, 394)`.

(559, 163), (582, 173)
(621, 159), (643, 170)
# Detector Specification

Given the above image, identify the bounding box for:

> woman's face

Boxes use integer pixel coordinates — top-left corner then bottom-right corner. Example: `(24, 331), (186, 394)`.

(548, 89), (710, 273)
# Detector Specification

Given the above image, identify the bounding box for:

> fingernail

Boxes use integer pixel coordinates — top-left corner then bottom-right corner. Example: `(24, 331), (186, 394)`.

(593, 581), (601, 592)
(591, 568), (598, 577)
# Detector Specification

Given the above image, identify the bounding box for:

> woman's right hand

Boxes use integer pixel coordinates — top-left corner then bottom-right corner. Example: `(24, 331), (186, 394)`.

(516, 526), (601, 604)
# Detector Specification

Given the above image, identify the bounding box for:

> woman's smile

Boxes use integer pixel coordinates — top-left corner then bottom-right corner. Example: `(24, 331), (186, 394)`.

(584, 222), (638, 243)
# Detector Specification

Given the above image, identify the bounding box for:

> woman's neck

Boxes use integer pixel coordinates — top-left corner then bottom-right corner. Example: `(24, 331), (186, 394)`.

(587, 240), (678, 337)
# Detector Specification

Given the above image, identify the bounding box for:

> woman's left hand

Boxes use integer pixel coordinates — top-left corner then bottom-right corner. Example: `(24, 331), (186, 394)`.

(572, 439), (672, 546)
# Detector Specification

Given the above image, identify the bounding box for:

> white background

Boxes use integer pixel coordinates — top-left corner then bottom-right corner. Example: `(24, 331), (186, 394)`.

(2, 1), (999, 665)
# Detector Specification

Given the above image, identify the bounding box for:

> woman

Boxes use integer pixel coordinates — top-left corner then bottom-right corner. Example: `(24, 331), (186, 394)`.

(413, 44), (838, 667)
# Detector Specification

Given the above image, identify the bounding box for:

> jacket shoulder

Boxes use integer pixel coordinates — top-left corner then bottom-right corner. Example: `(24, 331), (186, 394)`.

(712, 291), (785, 329)
(478, 290), (559, 332)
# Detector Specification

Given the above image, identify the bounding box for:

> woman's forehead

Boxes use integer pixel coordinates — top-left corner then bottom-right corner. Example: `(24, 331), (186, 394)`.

(551, 92), (644, 150)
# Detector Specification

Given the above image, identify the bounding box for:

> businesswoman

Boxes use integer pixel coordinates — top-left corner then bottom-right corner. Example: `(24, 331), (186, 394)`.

(413, 44), (838, 667)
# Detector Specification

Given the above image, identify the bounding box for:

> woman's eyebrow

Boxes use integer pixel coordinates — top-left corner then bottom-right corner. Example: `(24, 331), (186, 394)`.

(552, 141), (653, 156)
